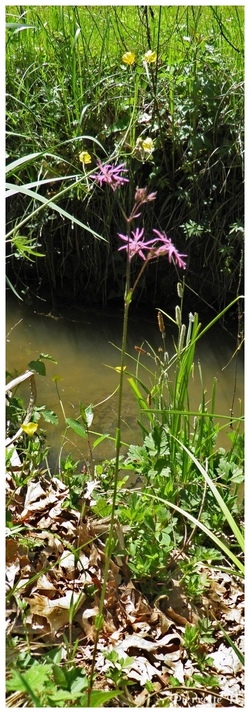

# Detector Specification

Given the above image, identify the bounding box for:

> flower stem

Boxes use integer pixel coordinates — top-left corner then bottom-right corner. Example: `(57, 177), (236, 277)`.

(87, 229), (132, 705)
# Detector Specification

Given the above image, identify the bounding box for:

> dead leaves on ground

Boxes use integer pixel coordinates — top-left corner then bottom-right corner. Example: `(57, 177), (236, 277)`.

(6, 472), (244, 707)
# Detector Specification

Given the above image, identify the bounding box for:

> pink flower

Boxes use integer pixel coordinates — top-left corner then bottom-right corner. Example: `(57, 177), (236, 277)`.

(90, 160), (129, 191)
(118, 227), (148, 261)
(146, 229), (187, 269)
(134, 187), (157, 205)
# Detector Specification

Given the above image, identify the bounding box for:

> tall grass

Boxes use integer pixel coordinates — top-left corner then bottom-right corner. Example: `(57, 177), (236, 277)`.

(6, 5), (244, 309)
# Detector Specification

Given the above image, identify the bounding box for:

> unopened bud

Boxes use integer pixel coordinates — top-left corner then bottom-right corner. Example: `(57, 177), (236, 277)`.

(175, 305), (182, 328)
(134, 187), (148, 203)
(178, 324), (186, 351)
(177, 282), (183, 299)
(157, 310), (165, 335)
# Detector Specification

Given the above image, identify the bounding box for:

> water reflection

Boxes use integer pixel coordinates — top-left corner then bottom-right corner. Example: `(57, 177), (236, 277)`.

(6, 296), (244, 468)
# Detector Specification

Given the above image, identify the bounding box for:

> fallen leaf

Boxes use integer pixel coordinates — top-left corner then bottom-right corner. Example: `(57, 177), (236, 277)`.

(128, 655), (162, 684)
(210, 643), (244, 674)
(27, 591), (85, 635)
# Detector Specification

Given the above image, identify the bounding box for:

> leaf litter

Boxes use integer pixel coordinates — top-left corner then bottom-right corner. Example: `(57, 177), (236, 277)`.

(6, 471), (244, 707)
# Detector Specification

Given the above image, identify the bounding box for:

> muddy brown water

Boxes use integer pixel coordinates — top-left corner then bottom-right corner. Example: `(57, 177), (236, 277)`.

(6, 296), (244, 470)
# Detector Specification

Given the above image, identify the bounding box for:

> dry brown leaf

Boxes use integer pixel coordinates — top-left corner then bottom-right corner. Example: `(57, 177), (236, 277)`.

(6, 538), (19, 564)
(59, 549), (76, 578)
(216, 674), (244, 705)
(27, 590), (85, 635)
(114, 630), (181, 658)
(128, 655), (162, 684)
(79, 605), (99, 640)
(33, 573), (57, 594)
(210, 643), (244, 674)
(24, 481), (47, 507)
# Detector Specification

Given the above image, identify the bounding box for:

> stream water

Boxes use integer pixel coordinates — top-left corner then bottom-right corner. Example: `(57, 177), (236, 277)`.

(6, 295), (244, 469)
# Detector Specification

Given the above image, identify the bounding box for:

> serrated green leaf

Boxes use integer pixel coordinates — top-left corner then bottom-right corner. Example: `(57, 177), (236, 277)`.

(42, 409), (58, 424)
(48, 689), (82, 702)
(65, 418), (87, 439)
(6, 663), (53, 692)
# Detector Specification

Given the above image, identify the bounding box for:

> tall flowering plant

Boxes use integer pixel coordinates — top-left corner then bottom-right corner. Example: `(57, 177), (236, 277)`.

(87, 159), (186, 702)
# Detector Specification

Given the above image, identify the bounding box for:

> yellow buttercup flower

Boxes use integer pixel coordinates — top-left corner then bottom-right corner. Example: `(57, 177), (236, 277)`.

(79, 151), (92, 165)
(21, 422), (38, 436)
(141, 137), (154, 153)
(122, 51), (135, 65)
(143, 50), (157, 63)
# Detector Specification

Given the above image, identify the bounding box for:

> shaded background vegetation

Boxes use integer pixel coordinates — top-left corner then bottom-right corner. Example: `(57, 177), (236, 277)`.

(6, 5), (244, 313)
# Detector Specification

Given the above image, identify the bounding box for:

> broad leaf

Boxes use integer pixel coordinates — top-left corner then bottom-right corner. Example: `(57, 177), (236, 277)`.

(80, 689), (122, 707)
(28, 359), (46, 376)
(65, 418), (87, 439)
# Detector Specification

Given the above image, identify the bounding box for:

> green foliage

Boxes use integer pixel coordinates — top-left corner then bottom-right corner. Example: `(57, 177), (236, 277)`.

(104, 650), (134, 689)
(5, 10), (244, 697)
(6, 653), (121, 707)
(182, 619), (217, 673)
(65, 417), (87, 439)
(6, 5), (243, 308)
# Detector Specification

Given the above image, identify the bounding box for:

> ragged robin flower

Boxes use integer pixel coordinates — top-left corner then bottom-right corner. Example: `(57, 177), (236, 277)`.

(146, 229), (187, 269)
(90, 160), (129, 191)
(122, 51), (136, 65)
(118, 226), (187, 270)
(118, 227), (148, 261)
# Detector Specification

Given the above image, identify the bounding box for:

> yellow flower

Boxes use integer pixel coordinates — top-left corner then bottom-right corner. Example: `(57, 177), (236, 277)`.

(122, 51), (135, 65)
(141, 137), (154, 153)
(143, 50), (157, 63)
(79, 151), (92, 165)
(21, 422), (38, 436)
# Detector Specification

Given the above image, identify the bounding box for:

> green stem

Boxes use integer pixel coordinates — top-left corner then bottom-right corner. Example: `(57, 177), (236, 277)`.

(87, 229), (132, 705)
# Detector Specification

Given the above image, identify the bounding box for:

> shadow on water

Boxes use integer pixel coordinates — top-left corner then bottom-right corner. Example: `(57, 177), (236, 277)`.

(6, 294), (244, 470)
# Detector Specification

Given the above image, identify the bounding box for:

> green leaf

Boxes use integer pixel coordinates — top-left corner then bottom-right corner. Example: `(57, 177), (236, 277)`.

(6, 275), (23, 300)
(28, 359), (46, 376)
(79, 402), (94, 427)
(6, 182), (107, 242)
(80, 689), (122, 707)
(84, 404), (94, 428)
(41, 409), (58, 424)
(176, 439), (244, 553)
(48, 689), (83, 702)
(144, 491), (244, 574)
(39, 353), (57, 363)
(52, 664), (68, 689)
(65, 418), (87, 439)
(6, 663), (52, 693)
(70, 673), (89, 695)
(92, 433), (110, 448)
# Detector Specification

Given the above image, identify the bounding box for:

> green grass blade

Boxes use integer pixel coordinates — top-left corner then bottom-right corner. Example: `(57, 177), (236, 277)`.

(174, 438), (244, 552)
(127, 377), (154, 425)
(143, 492), (244, 573)
(6, 183), (107, 242)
